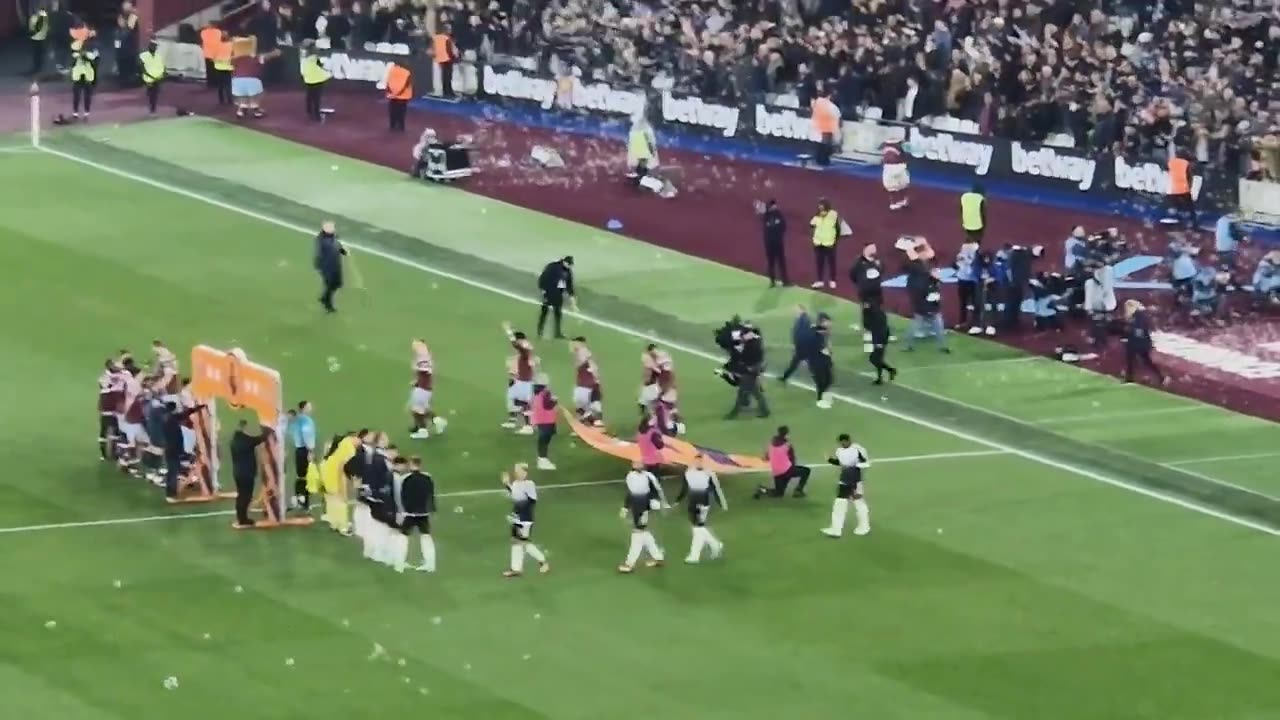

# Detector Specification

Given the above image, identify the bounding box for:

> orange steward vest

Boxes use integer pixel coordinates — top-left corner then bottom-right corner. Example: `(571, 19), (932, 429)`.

(201, 26), (221, 59)
(432, 33), (452, 64)
(1168, 157), (1190, 195)
(812, 97), (838, 135)
(386, 65), (412, 100)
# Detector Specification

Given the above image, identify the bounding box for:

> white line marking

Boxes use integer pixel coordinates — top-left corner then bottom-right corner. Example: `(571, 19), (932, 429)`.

(1156, 464), (1280, 502)
(1030, 405), (1211, 425)
(1166, 451), (1280, 466)
(37, 145), (1280, 537)
(0, 146), (37, 154)
(903, 355), (1042, 372)
(0, 450), (996, 535)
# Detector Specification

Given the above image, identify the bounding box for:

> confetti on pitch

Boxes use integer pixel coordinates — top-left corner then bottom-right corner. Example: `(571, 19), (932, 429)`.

(419, 688), (429, 696)
(522, 654), (532, 661)
(463, 663), (472, 671)
(402, 676), (411, 684)
(44, 620), (56, 629)
(331, 165), (339, 171)
(326, 357), (342, 373)
(285, 658), (295, 667)
(202, 632), (212, 640)
(234, 585), (244, 594)
(163, 676), (179, 690)
(453, 506), (464, 514)
(533, 613), (541, 620)
(397, 658), (407, 667)
(341, 618), (350, 627)
(112, 579), (123, 589)
(431, 282), (439, 290)
(368, 643), (388, 661)
(431, 615), (442, 626)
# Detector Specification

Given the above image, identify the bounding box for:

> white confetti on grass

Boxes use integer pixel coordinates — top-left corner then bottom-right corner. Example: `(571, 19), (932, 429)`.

(163, 676), (179, 690)
(234, 585), (244, 593)
(397, 658), (407, 667)
(430, 616), (442, 626)
(44, 620), (56, 629)
(285, 658), (295, 667)
(112, 579), (123, 588)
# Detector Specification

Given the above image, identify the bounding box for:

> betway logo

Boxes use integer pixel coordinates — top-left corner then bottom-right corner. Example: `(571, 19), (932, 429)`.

(907, 128), (993, 175)
(753, 104), (816, 141)
(661, 92), (739, 137)
(1113, 157), (1204, 200)
(481, 67), (643, 116)
(321, 53), (390, 89)
(1152, 332), (1280, 379)
(1010, 142), (1096, 191)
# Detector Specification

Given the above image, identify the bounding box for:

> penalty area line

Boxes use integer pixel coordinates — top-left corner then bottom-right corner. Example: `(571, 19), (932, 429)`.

(36, 145), (1280, 539)
(0, 449), (1000, 535)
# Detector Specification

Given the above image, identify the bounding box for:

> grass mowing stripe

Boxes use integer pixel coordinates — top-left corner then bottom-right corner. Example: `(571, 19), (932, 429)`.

(1030, 405), (1213, 425)
(1155, 464), (1280, 503)
(37, 144), (1280, 538)
(0, 449), (1006, 535)
(1166, 451), (1280, 466)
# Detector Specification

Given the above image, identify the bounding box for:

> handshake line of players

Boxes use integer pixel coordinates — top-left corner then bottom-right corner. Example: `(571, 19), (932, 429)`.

(311, 425), (873, 578)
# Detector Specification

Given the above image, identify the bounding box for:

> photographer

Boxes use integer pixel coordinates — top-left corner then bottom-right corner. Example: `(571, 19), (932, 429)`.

(905, 262), (948, 353)
(720, 321), (769, 420)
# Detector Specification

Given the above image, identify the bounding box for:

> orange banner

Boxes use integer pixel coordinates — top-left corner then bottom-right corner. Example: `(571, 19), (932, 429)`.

(563, 411), (770, 474)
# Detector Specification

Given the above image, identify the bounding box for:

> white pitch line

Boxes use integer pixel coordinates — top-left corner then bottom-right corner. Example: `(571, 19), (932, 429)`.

(1165, 451), (1280, 467)
(37, 145), (1280, 538)
(0, 449), (1000, 535)
(1156, 464), (1280, 503)
(1030, 405), (1211, 426)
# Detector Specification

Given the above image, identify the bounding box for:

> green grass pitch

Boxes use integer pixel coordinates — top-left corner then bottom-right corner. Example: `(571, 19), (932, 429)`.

(1, 121), (1279, 720)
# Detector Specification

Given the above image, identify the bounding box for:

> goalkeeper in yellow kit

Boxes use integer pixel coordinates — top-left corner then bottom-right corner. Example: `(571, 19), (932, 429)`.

(310, 432), (362, 535)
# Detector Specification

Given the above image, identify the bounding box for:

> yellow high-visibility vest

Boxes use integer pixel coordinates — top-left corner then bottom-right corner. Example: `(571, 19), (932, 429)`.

(301, 54), (330, 85)
(627, 127), (654, 166)
(140, 51), (165, 85)
(811, 211), (838, 247)
(71, 52), (96, 83)
(960, 192), (984, 231)
(29, 11), (49, 41)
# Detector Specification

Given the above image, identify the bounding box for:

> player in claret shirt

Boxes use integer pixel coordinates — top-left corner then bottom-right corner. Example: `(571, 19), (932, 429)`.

(502, 322), (539, 434)
(569, 336), (604, 427)
(408, 339), (447, 439)
(97, 359), (125, 460)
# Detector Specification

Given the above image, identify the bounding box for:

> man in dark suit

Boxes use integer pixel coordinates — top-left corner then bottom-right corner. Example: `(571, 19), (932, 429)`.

(231, 419), (269, 527)
(314, 220), (347, 313)
(761, 199), (788, 287)
(536, 255), (575, 338)
(161, 400), (202, 502)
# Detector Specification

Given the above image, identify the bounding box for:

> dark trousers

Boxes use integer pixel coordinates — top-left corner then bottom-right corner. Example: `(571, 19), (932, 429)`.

(145, 82), (160, 113)
(957, 280), (978, 325)
(215, 69), (232, 105)
(438, 61), (454, 97)
(765, 241), (788, 285)
(537, 294), (564, 337)
(536, 424), (556, 458)
(811, 354), (833, 397)
(234, 472), (255, 525)
(965, 228), (984, 244)
(164, 451), (182, 498)
(388, 99), (408, 131)
(869, 343), (896, 381)
(205, 59), (215, 87)
(30, 38), (46, 75)
(727, 373), (769, 418)
(1002, 284), (1024, 330)
(116, 50), (139, 87)
(305, 83), (324, 120)
(770, 465), (812, 496)
(73, 81), (94, 113)
(1169, 193), (1197, 229)
(1125, 343), (1164, 383)
(99, 414), (119, 459)
(814, 132), (833, 166)
(814, 245), (836, 284)
(293, 446), (311, 506)
(319, 270), (342, 311)
(780, 349), (806, 382)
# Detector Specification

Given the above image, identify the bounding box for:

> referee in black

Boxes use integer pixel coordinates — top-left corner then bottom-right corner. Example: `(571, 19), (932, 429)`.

(536, 255), (575, 338)
(231, 420), (268, 527)
(314, 221), (347, 313)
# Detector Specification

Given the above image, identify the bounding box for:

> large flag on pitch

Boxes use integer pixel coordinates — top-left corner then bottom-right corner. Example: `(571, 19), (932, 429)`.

(563, 410), (770, 474)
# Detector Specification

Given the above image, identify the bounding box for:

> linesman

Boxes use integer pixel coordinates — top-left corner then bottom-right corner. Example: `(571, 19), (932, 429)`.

(287, 400), (316, 509)
(392, 455), (437, 572)
(537, 255), (575, 338)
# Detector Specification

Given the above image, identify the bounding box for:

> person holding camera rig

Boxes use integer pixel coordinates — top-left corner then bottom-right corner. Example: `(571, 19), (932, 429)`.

(536, 256), (575, 339)
(721, 321), (770, 420)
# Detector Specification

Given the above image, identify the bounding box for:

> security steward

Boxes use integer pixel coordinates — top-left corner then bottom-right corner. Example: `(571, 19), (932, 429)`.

(70, 40), (98, 121)
(1167, 150), (1196, 229)
(162, 400), (202, 502)
(231, 419), (269, 527)
(536, 255), (575, 338)
(1123, 299), (1168, 386)
(432, 24), (458, 98)
(960, 182), (986, 243)
(212, 31), (233, 106)
(200, 21), (221, 89)
(809, 198), (840, 288)
(849, 243), (884, 344)
(28, 6), (50, 76)
(301, 40), (330, 122)
(385, 59), (413, 132)
(139, 39), (165, 115)
(314, 220), (347, 313)
(761, 199), (789, 287)
(725, 323), (770, 420)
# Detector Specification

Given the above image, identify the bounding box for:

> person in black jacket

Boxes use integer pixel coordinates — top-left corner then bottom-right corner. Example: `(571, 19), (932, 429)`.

(393, 455), (437, 572)
(866, 304), (897, 385)
(1000, 244), (1034, 331)
(362, 436), (396, 565)
(314, 221), (347, 313)
(849, 244), (884, 344)
(760, 199), (789, 287)
(230, 419), (268, 526)
(725, 325), (769, 419)
(810, 312), (835, 407)
(905, 265), (949, 353)
(1122, 300), (1168, 385)
(536, 255), (575, 338)
(162, 400), (203, 502)
(779, 304), (813, 383)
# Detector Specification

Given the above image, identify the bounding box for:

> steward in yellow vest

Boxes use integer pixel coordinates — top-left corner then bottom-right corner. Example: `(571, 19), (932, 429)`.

(300, 41), (331, 122)
(139, 40), (166, 115)
(809, 198), (843, 288)
(28, 9), (50, 76)
(70, 46), (99, 120)
(212, 32), (233, 106)
(960, 183), (986, 242)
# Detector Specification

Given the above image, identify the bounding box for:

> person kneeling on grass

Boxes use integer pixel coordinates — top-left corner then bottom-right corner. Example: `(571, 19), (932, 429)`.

(756, 426), (811, 499)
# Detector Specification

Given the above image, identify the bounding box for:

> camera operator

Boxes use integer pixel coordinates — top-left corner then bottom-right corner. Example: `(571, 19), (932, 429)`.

(722, 321), (770, 420)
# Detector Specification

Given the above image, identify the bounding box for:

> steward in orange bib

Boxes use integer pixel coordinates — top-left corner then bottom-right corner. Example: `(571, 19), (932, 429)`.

(1167, 151), (1196, 229)
(811, 89), (840, 167)
(432, 26), (457, 98)
(200, 21), (221, 88)
(385, 61), (412, 132)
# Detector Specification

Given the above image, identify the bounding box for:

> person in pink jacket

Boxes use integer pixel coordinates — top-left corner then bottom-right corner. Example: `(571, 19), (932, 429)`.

(755, 425), (812, 499)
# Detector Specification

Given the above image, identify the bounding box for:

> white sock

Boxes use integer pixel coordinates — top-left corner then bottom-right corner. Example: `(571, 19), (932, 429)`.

(687, 527), (706, 561)
(702, 526), (722, 554)
(510, 543), (524, 573)
(524, 543), (546, 565)
(643, 531), (664, 561)
(853, 498), (870, 531)
(419, 534), (436, 572)
(392, 532), (410, 572)
(374, 524), (391, 564)
(624, 532), (643, 567)
(830, 498), (849, 532)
